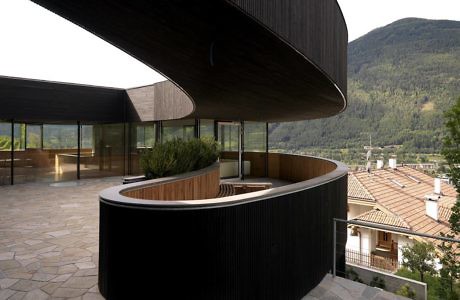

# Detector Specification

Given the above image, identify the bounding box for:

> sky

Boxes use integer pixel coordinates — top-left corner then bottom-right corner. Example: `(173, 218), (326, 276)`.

(0, 0), (459, 88)
(337, 0), (460, 41)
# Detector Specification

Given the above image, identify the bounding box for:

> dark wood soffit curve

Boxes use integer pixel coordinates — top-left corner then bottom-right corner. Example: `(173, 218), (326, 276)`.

(30, 0), (347, 122)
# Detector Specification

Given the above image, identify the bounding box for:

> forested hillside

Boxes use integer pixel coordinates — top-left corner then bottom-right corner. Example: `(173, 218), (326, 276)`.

(269, 18), (460, 156)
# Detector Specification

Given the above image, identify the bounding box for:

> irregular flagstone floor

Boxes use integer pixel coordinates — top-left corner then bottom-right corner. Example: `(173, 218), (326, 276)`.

(0, 178), (121, 300)
(303, 274), (409, 300)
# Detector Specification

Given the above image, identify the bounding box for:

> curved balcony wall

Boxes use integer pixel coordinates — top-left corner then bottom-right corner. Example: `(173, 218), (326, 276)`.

(99, 154), (348, 299)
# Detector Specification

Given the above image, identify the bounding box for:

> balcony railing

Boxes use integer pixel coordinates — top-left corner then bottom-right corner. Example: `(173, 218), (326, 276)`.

(346, 248), (399, 272)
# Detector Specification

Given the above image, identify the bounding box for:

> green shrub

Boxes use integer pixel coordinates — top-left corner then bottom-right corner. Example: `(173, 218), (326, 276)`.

(345, 268), (364, 283)
(139, 137), (219, 179)
(369, 276), (386, 289)
(396, 284), (416, 299)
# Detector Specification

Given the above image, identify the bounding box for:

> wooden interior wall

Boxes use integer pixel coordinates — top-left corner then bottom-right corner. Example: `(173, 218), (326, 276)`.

(122, 166), (220, 200)
(0, 148), (92, 168)
(268, 153), (337, 182)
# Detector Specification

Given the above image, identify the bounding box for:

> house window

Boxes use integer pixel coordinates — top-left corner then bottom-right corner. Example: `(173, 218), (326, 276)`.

(383, 232), (390, 242)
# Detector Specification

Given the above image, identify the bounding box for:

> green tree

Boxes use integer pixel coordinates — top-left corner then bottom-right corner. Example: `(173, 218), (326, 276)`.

(438, 97), (460, 300)
(401, 240), (437, 282)
(442, 96), (460, 195)
(437, 239), (460, 299)
(396, 283), (416, 299)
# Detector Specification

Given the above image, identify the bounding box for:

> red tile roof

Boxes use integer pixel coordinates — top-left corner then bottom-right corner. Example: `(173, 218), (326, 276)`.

(349, 166), (458, 237)
(354, 209), (410, 229)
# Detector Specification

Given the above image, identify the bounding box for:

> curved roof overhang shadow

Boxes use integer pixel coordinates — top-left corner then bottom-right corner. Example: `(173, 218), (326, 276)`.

(31, 0), (348, 122)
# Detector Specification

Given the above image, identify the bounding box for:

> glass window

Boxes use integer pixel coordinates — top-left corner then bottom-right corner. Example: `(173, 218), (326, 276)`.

(43, 125), (78, 149)
(244, 122), (267, 152)
(26, 125), (42, 149)
(162, 119), (195, 142)
(218, 123), (239, 152)
(243, 122), (267, 178)
(136, 123), (156, 148)
(199, 119), (215, 140)
(80, 123), (125, 179)
(0, 122), (12, 185)
(15, 124), (78, 184)
(0, 122), (12, 151)
(81, 125), (93, 149)
(14, 123), (26, 151)
(129, 122), (156, 175)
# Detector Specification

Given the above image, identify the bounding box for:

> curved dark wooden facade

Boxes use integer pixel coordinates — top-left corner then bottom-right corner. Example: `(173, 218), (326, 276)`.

(99, 155), (347, 299)
(8, 1), (350, 298)
(30, 0), (347, 122)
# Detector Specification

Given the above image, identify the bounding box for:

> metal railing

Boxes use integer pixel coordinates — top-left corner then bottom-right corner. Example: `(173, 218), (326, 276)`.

(346, 248), (399, 272)
(333, 218), (460, 300)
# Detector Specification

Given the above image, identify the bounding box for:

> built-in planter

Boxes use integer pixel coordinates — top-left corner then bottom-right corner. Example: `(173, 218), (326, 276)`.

(98, 154), (348, 300)
(121, 163), (220, 201)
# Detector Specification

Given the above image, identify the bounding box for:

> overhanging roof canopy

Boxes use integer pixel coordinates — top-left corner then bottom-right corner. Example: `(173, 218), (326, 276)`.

(30, 0), (348, 122)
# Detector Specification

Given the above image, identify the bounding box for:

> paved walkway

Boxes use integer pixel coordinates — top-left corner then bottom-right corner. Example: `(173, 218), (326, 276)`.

(0, 178), (120, 300)
(0, 178), (408, 300)
(303, 274), (409, 300)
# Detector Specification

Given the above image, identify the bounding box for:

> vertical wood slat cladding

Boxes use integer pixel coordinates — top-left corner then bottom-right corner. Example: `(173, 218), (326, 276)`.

(125, 81), (194, 122)
(121, 166), (220, 200)
(0, 76), (125, 123)
(227, 0), (348, 94)
(99, 172), (348, 299)
(31, 0), (347, 122)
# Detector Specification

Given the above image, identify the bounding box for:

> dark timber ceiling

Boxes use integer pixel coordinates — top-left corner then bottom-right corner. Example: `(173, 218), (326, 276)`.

(30, 0), (347, 122)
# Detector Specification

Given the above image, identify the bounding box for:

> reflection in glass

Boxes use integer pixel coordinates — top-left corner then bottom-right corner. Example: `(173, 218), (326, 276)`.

(0, 122), (12, 185)
(26, 125), (42, 149)
(79, 123), (125, 179)
(243, 122), (267, 177)
(14, 124), (78, 184)
(43, 125), (78, 149)
(218, 122), (241, 178)
(162, 119), (195, 142)
(218, 123), (239, 152)
(199, 119), (215, 139)
(14, 124), (25, 150)
(130, 122), (156, 175)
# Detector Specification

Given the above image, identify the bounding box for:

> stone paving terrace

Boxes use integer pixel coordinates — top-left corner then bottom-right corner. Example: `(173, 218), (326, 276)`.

(303, 274), (409, 300)
(0, 178), (120, 300)
(0, 178), (408, 300)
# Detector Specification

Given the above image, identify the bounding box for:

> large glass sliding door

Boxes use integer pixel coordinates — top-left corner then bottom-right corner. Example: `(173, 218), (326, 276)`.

(79, 123), (126, 179)
(13, 123), (78, 184)
(1, 121), (129, 185)
(218, 122), (242, 178)
(129, 122), (156, 175)
(243, 122), (268, 178)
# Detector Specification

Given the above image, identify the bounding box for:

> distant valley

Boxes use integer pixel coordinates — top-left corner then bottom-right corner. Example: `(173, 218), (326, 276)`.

(269, 18), (460, 165)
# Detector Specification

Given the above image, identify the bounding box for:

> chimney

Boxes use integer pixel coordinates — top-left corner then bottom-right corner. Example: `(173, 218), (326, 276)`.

(389, 158), (397, 169)
(424, 194), (440, 221)
(377, 160), (384, 169)
(434, 178), (442, 195)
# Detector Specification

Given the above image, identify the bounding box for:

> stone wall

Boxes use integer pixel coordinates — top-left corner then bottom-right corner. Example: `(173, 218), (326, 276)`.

(347, 263), (426, 300)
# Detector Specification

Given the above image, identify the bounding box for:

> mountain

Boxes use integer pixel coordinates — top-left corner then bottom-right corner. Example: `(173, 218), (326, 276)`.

(269, 18), (460, 157)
